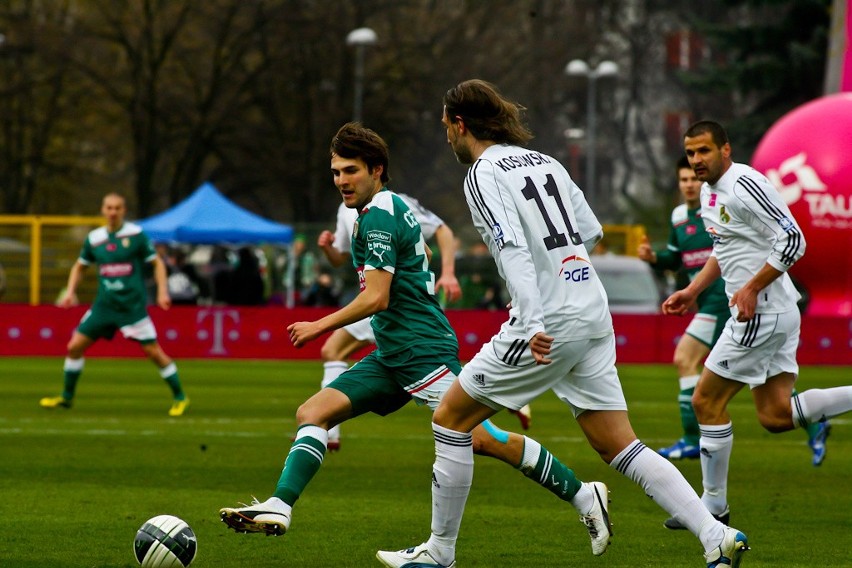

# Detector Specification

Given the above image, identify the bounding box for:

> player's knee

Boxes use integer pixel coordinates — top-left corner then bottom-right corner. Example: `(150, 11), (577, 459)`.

(319, 342), (339, 362)
(690, 390), (718, 422)
(295, 401), (327, 428)
(756, 408), (794, 433)
(672, 352), (698, 377)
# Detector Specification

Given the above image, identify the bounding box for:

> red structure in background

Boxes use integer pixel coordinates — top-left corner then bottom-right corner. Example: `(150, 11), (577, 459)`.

(752, 93), (852, 316)
(1, 305), (850, 365)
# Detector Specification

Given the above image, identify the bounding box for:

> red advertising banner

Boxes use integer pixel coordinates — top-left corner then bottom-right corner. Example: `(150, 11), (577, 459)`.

(0, 305), (850, 365)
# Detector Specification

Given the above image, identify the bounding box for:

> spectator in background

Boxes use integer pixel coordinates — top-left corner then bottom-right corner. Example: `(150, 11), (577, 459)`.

(302, 268), (341, 307)
(165, 247), (202, 306)
(457, 241), (505, 311)
(210, 245), (235, 305)
(227, 247), (266, 306)
(281, 234), (318, 305)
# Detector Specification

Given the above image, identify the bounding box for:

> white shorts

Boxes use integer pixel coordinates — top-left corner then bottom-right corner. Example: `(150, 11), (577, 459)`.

(704, 308), (800, 386)
(458, 331), (627, 418)
(343, 317), (375, 342)
(119, 316), (157, 342)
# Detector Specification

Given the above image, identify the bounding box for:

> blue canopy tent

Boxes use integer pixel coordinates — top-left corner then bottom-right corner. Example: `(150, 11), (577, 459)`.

(137, 183), (297, 306)
(137, 183), (294, 244)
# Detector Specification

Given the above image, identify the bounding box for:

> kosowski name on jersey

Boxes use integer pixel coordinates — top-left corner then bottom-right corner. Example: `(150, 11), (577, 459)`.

(494, 151), (552, 172)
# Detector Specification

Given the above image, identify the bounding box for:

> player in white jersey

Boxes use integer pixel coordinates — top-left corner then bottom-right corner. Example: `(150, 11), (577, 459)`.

(377, 80), (748, 568)
(661, 120), (852, 531)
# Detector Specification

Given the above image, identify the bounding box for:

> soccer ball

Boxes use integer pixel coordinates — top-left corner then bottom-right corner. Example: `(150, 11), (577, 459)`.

(133, 515), (197, 568)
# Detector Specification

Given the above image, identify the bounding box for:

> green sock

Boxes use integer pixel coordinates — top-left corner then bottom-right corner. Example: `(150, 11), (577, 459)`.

(62, 371), (81, 400)
(62, 357), (84, 400)
(679, 387), (700, 445)
(159, 363), (184, 400)
(273, 425), (328, 506)
(518, 437), (582, 501)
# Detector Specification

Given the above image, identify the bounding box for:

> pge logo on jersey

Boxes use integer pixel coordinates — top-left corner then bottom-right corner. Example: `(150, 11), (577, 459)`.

(559, 255), (591, 282)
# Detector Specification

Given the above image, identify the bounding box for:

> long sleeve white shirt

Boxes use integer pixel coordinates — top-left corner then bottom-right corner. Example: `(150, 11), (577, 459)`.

(463, 144), (611, 340)
(701, 162), (805, 314)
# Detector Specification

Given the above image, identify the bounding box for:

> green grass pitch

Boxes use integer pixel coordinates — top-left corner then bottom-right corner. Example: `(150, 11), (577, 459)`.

(1, 357), (849, 567)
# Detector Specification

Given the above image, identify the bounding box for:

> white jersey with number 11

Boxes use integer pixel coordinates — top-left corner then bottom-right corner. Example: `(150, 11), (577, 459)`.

(463, 144), (612, 341)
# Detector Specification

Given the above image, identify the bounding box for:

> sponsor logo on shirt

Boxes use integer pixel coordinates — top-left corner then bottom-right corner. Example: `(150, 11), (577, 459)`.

(366, 230), (392, 262)
(708, 194), (718, 207)
(686, 224), (697, 235)
(705, 226), (721, 245)
(681, 248), (713, 269)
(491, 223), (505, 249)
(99, 263), (133, 277)
(558, 255), (591, 282)
(106, 243), (117, 252)
(356, 266), (366, 291)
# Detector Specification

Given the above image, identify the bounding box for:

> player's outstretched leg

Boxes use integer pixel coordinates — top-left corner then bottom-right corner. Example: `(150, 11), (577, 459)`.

(475, 420), (612, 555)
(219, 496), (291, 536)
(220, 425), (328, 537)
(41, 357), (84, 409)
(658, 375), (700, 460)
(807, 419), (830, 467)
(705, 527), (750, 568)
(376, 543), (455, 568)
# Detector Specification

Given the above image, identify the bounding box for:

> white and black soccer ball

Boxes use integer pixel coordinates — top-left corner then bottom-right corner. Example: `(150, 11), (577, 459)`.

(133, 514), (197, 568)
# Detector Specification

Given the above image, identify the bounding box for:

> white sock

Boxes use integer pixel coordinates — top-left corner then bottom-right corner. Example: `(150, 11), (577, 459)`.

(610, 440), (724, 551)
(64, 357), (85, 372)
(425, 423), (473, 567)
(792, 387), (852, 427)
(570, 483), (595, 515)
(321, 361), (348, 388)
(322, 362), (348, 441)
(679, 374), (700, 390)
(698, 423), (733, 515)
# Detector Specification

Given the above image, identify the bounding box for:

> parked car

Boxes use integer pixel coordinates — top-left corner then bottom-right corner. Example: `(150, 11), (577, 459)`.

(590, 254), (664, 314)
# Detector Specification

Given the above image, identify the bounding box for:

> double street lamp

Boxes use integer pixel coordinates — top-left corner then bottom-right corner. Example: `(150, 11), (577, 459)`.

(565, 59), (619, 210)
(346, 27), (378, 123)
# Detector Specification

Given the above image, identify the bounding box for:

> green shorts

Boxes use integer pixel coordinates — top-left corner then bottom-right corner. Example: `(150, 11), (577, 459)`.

(77, 303), (156, 343)
(329, 350), (462, 418)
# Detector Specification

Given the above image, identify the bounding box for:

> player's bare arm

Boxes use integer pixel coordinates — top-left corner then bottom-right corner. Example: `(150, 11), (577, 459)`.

(662, 256), (721, 315)
(637, 234), (657, 263)
(288, 268), (392, 347)
(152, 255), (172, 311)
(59, 261), (86, 308)
(433, 224), (462, 302)
(730, 263), (784, 321)
(317, 230), (350, 267)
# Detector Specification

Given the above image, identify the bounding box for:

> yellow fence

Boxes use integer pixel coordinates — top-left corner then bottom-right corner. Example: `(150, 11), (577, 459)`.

(0, 215), (646, 306)
(0, 215), (103, 305)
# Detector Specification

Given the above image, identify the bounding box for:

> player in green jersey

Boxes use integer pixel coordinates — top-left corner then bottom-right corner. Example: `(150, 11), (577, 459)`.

(219, 123), (612, 558)
(39, 193), (189, 417)
(640, 157), (829, 472)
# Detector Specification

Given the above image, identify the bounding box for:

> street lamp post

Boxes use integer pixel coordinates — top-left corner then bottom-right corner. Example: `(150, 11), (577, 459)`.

(346, 27), (378, 123)
(565, 59), (619, 209)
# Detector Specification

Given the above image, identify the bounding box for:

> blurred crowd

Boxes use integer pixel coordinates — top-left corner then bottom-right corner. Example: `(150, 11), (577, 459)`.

(149, 236), (508, 310)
